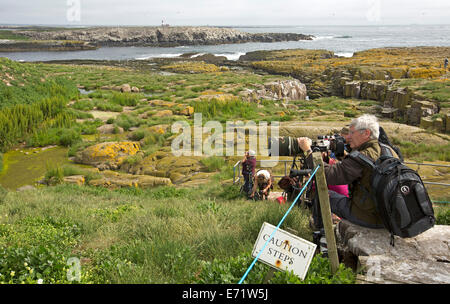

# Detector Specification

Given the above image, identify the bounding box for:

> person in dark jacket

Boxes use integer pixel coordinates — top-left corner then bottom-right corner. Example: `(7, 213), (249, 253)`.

(242, 150), (256, 195)
(297, 114), (399, 229)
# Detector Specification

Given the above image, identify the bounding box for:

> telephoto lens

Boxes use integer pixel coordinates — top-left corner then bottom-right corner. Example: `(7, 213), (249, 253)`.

(289, 169), (312, 178)
(268, 136), (302, 156)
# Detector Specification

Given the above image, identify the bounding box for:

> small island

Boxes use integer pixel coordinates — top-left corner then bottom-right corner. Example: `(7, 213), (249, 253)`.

(0, 26), (314, 51)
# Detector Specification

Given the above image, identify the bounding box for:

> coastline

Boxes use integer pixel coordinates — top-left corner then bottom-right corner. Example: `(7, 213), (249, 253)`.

(0, 40), (97, 52)
(0, 25), (314, 52)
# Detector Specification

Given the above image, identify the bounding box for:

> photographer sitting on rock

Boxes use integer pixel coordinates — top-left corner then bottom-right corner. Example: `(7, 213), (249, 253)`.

(297, 114), (399, 230)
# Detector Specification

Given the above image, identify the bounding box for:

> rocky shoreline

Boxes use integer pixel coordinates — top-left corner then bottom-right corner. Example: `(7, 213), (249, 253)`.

(0, 40), (97, 52)
(12, 26), (314, 47)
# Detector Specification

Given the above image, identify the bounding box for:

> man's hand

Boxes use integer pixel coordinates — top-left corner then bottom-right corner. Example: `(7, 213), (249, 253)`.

(297, 137), (312, 153)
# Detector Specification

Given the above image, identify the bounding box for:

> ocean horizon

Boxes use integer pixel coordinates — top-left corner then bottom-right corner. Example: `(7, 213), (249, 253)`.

(1, 24), (449, 62)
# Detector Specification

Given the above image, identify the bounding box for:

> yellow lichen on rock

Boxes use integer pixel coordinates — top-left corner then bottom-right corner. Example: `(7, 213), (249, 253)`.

(75, 141), (141, 170)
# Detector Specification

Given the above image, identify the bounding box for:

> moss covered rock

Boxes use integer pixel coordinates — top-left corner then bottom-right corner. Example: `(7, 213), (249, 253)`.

(75, 141), (141, 170)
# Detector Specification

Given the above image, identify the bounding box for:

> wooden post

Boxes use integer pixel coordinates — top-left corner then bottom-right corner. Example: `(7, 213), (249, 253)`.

(312, 152), (339, 274)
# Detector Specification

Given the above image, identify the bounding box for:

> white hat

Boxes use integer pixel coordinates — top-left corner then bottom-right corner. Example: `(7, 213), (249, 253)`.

(248, 150), (256, 156)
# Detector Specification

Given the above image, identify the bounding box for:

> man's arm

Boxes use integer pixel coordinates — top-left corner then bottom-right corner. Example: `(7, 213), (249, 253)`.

(263, 177), (272, 193)
(297, 137), (363, 185)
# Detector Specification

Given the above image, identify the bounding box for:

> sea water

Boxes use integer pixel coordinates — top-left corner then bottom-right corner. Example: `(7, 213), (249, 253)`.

(1, 24), (449, 62)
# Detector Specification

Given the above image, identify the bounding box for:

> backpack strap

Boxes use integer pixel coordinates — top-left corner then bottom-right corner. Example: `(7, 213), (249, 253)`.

(347, 150), (376, 170)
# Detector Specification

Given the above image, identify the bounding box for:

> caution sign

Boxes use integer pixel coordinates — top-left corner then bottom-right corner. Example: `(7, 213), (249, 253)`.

(252, 222), (317, 280)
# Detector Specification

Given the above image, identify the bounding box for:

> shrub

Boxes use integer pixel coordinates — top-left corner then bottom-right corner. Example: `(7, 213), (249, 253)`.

(0, 184), (7, 204)
(114, 114), (142, 131)
(436, 208), (450, 225)
(200, 156), (226, 172)
(110, 92), (138, 106)
(94, 101), (123, 112)
(0, 216), (94, 284)
(195, 252), (355, 284)
(72, 99), (95, 111)
(26, 126), (81, 147)
(191, 98), (256, 120)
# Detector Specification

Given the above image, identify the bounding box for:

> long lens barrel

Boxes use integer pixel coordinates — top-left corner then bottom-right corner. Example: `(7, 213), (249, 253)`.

(268, 136), (302, 156)
(290, 169), (312, 177)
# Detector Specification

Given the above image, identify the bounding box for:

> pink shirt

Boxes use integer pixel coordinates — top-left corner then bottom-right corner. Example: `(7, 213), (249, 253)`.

(327, 158), (349, 197)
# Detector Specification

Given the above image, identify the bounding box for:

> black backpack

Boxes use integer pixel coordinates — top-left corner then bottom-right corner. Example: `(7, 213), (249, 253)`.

(348, 143), (435, 245)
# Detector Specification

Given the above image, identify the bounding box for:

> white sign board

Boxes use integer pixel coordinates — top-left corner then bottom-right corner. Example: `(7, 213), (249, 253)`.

(252, 222), (317, 280)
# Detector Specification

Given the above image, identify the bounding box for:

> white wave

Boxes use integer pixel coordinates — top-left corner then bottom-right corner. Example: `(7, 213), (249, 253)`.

(190, 53), (206, 58)
(135, 53), (183, 60)
(335, 52), (354, 58)
(214, 52), (246, 61)
(312, 35), (336, 41)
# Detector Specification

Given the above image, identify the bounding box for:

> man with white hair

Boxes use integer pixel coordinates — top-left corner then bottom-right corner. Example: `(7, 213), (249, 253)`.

(297, 114), (399, 230)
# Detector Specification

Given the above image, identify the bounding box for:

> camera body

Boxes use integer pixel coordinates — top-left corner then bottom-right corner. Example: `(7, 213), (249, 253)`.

(312, 134), (347, 158)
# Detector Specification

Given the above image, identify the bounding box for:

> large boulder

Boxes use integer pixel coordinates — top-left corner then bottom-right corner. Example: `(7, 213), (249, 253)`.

(336, 220), (450, 284)
(75, 141), (141, 170)
(97, 124), (124, 134)
(121, 149), (210, 184)
(241, 79), (307, 102)
(120, 84), (131, 93)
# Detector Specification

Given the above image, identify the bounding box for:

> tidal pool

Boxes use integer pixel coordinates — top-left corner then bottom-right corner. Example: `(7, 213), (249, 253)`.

(0, 146), (70, 190)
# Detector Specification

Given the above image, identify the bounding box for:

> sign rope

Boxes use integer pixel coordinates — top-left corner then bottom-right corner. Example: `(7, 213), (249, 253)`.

(238, 165), (321, 284)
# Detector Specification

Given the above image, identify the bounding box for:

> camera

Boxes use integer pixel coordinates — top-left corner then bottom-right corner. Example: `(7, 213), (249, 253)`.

(268, 134), (348, 157)
(289, 169), (312, 178)
(313, 134), (347, 158)
(268, 136), (302, 156)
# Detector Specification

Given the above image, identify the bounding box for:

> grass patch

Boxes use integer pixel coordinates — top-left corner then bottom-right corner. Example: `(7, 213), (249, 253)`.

(391, 137), (450, 162)
(0, 182), (350, 284)
(191, 98), (256, 121)
(0, 30), (31, 41)
(200, 156), (226, 172)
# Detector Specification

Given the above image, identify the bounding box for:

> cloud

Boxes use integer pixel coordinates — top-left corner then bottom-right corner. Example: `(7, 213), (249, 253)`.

(0, 0), (448, 25)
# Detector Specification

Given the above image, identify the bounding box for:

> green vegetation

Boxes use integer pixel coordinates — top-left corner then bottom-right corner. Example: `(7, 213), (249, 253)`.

(436, 207), (450, 225)
(191, 98), (256, 121)
(0, 96), (77, 151)
(0, 183), (355, 284)
(200, 156), (227, 172)
(0, 30), (30, 41)
(196, 252), (355, 284)
(0, 51), (449, 285)
(391, 138), (450, 162)
(44, 164), (101, 185)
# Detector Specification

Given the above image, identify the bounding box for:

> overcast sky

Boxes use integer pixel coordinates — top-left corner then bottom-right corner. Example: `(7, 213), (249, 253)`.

(0, 0), (449, 26)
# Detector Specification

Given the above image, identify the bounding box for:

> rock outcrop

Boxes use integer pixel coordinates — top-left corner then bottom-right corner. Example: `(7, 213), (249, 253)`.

(88, 170), (172, 189)
(16, 26), (314, 47)
(74, 141), (141, 170)
(336, 220), (450, 284)
(240, 79), (307, 102)
(0, 40), (96, 52)
(120, 149), (213, 184)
